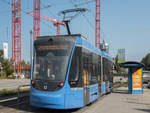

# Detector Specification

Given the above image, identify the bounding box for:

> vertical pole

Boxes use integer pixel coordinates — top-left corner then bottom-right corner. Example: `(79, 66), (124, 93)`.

(30, 30), (32, 79)
(142, 68), (143, 94)
(128, 68), (132, 94)
(95, 0), (101, 48)
(101, 55), (103, 95)
(6, 27), (8, 41)
(12, 0), (14, 63)
(19, 0), (21, 74)
(30, 30), (32, 66)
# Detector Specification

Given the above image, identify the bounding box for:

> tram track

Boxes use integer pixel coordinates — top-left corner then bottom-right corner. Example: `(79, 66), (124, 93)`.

(0, 93), (109, 113)
(0, 92), (29, 109)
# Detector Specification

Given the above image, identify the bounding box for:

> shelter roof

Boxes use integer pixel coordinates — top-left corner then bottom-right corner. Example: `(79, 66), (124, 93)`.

(120, 61), (144, 68)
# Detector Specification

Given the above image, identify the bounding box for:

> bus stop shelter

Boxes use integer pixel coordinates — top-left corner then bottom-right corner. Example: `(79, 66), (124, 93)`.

(120, 61), (144, 94)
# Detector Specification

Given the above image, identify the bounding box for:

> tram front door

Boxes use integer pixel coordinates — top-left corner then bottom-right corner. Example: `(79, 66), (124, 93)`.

(83, 70), (90, 105)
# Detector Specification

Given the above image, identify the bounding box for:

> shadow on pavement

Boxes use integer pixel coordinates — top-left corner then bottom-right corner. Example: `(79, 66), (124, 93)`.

(135, 108), (150, 113)
(126, 101), (150, 106)
(0, 96), (79, 113)
(112, 89), (129, 94)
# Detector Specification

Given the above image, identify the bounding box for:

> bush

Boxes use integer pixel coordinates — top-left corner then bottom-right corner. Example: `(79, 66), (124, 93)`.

(2, 59), (14, 77)
(7, 75), (16, 79)
(0, 88), (30, 97)
(0, 72), (7, 79)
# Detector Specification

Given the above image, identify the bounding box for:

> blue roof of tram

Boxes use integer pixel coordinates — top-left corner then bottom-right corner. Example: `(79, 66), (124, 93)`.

(76, 35), (113, 61)
(37, 34), (113, 60)
(102, 51), (114, 61)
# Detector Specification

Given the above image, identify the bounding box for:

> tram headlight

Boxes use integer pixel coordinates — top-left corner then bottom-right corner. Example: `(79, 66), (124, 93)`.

(31, 80), (35, 86)
(58, 82), (64, 87)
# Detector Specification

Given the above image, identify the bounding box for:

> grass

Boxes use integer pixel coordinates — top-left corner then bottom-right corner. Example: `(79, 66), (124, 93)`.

(0, 88), (30, 97)
(0, 75), (16, 79)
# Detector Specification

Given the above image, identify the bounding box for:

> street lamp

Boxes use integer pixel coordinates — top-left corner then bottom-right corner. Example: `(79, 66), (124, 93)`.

(30, 30), (33, 66)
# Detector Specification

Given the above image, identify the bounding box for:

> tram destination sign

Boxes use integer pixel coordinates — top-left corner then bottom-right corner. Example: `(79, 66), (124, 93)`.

(38, 45), (67, 50)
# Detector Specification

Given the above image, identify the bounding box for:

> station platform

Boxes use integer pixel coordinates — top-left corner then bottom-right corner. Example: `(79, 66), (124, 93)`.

(82, 87), (150, 113)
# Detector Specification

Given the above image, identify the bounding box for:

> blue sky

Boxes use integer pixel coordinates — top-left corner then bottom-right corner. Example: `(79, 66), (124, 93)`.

(0, 0), (150, 62)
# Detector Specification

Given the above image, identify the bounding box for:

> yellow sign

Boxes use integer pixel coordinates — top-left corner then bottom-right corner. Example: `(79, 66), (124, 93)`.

(132, 68), (142, 90)
(83, 70), (89, 87)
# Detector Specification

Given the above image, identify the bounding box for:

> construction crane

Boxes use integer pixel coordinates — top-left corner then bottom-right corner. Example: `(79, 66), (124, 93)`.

(12, 0), (21, 74)
(28, 12), (66, 35)
(33, 0), (40, 40)
(95, 0), (101, 48)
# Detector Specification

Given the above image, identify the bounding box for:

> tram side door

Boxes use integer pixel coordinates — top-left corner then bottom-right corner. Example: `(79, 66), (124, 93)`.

(83, 70), (90, 105)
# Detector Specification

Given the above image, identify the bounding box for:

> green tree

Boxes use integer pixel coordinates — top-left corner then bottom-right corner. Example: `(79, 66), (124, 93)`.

(21, 60), (26, 66)
(0, 50), (3, 62)
(114, 55), (120, 72)
(141, 53), (150, 70)
(2, 59), (14, 76)
(0, 49), (14, 78)
(114, 55), (126, 73)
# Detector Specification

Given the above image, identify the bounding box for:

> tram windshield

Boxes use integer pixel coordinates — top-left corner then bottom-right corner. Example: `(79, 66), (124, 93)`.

(33, 38), (74, 83)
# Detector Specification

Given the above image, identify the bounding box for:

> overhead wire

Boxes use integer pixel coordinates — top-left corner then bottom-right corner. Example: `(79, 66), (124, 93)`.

(0, 0), (12, 43)
(1, 0), (95, 35)
(0, 0), (56, 33)
(40, 20), (56, 35)
(71, 0), (96, 7)
(0, 0), (57, 60)
(69, 0), (95, 31)
(72, 0), (108, 47)
(40, 1), (58, 19)
(39, 1), (62, 33)
(72, 0), (96, 23)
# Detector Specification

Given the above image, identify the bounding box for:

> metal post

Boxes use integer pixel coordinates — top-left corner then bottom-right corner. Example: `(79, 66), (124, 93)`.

(101, 55), (103, 96)
(30, 30), (33, 66)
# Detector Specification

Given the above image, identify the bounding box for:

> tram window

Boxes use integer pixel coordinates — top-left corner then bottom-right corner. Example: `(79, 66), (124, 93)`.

(103, 58), (107, 81)
(98, 56), (101, 81)
(82, 48), (92, 82)
(91, 54), (98, 84)
(82, 48), (99, 84)
(69, 47), (81, 82)
(108, 61), (113, 82)
(103, 58), (111, 81)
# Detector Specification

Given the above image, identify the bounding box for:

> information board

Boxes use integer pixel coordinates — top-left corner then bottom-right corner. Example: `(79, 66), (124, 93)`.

(132, 68), (142, 90)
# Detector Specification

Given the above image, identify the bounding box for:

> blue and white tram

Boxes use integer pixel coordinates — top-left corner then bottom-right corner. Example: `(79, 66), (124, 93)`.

(102, 51), (113, 94)
(30, 34), (113, 109)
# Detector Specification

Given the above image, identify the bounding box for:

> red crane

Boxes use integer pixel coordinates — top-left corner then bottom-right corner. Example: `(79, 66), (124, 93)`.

(12, 0), (21, 74)
(33, 0), (40, 40)
(95, 0), (101, 48)
(28, 12), (66, 35)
